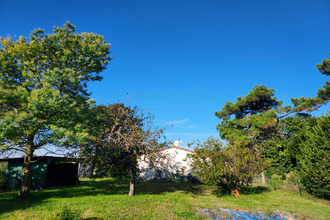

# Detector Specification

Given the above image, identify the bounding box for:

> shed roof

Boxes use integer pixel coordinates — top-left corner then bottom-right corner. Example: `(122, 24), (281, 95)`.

(0, 156), (76, 163)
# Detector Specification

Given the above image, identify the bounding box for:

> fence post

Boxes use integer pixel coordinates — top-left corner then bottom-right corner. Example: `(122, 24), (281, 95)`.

(297, 177), (302, 195)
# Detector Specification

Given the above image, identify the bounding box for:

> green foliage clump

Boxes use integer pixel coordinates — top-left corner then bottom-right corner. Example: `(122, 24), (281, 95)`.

(189, 137), (263, 192)
(263, 115), (317, 176)
(267, 113), (329, 199)
(55, 205), (82, 220)
(297, 113), (330, 199)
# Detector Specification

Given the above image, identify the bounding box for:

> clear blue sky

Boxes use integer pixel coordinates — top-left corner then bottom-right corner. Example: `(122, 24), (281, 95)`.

(1, 0), (329, 149)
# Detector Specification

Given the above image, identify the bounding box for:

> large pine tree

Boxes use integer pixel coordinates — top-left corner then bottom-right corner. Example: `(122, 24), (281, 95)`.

(215, 85), (283, 149)
(0, 22), (111, 197)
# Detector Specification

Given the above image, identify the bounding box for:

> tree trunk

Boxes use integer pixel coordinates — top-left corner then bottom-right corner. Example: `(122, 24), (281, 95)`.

(261, 172), (266, 185)
(19, 145), (34, 198)
(128, 166), (135, 196)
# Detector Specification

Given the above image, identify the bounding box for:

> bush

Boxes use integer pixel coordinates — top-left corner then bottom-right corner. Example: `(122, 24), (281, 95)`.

(188, 137), (263, 192)
(55, 205), (82, 220)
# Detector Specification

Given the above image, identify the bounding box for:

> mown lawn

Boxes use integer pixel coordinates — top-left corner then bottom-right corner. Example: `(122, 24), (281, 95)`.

(0, 178), (329, 219)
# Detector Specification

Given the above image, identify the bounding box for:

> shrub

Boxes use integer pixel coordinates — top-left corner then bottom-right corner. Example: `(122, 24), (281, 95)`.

(188, 137), (263, 192)
(55, 205), (82, 220)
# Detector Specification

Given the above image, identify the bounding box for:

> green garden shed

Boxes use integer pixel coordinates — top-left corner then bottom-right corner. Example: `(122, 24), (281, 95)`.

(0, 156), (79, 190)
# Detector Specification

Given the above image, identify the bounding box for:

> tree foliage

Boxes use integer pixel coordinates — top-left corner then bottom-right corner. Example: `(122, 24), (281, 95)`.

(316, 58), (330, 100)
(0, 22), (111, 197)
(215, 85), (284, 149)
(270, 112), (330, 199)
(214, 55), (329, 198)
(188, 137), (263, 191)
(262, 114), (317, 176)
(295, 113), (329, 199)
(291, 57), (330, 112)
(81, 103), (166, 196)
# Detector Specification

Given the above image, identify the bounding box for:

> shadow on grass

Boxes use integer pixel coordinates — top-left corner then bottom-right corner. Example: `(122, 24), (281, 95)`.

(136, 181), (205, 195)
(239, 186), (271, 195)
(214, 185), (271, 197)
(0, 179), (205, 217)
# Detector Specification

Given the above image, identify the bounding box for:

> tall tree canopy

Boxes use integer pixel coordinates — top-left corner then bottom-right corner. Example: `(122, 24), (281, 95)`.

(316, 58), (330, 101)
(215, 85), (284, 149)
(214, 85), (285, 185)
(216, 55), (329, 155)
(0, 22), (111, 197)
(291, 57), (330, 112)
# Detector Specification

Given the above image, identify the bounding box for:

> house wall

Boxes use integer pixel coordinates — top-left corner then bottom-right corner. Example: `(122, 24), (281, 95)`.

(137, 147), (195, 180)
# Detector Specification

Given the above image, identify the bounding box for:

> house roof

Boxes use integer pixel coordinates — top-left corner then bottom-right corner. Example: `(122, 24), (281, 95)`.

(137, 145), (195, 158)
(161, 145), (195, 153)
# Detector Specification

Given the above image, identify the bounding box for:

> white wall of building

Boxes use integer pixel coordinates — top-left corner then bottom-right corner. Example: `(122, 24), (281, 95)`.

(137, 146), (195, 180)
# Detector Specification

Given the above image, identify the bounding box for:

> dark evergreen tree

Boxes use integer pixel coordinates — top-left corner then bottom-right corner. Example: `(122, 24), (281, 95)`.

(297, 113), (329, 199)
(215, 85), (284, 150)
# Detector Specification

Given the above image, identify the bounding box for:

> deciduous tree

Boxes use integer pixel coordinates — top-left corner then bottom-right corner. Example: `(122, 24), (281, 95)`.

(81, 104), (166, 196)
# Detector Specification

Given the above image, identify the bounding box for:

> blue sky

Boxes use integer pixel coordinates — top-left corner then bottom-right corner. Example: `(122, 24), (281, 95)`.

(1, 0), (329, 149)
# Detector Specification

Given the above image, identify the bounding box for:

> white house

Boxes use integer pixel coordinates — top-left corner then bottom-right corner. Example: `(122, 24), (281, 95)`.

(137, 142), (195, 180)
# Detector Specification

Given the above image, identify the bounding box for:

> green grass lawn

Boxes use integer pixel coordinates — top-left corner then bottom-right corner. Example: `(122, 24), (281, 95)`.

(0, 178), (329, 219)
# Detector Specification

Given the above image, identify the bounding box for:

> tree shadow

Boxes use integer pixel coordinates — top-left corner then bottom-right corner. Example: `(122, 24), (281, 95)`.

(239, 185), (271, 195)
(136, 181), (205, 196)
(0, 179), (206, 217)
(0, 179), (127, 217)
